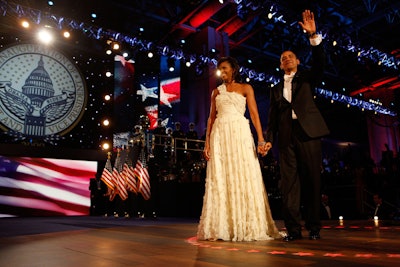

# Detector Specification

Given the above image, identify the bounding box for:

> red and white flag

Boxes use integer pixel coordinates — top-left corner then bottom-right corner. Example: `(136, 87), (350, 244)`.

(123, 155), (137, 193)
(0, 156), (97, 217)
(133, 152), (151, 200)
(112, 150), (128, 201)
(100, 154), (114, 190)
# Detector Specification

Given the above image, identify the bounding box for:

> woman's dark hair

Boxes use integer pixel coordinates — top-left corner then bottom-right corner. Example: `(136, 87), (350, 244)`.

(217, 56), (242, 82)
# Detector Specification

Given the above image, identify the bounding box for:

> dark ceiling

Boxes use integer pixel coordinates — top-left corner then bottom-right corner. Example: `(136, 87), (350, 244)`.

(3, 0), (400, 96)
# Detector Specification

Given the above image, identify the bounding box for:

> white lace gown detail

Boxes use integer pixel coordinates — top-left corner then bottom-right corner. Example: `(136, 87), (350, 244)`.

(197, 84), (280, 241)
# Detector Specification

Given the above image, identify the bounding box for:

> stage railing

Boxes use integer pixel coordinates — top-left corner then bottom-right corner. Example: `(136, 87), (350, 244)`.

(151, 134), (205, 163)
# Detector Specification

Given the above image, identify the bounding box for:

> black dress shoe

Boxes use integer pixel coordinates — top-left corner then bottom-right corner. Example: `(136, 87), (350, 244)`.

(309, 231), (321, 240)
(283, 233), (302, 242)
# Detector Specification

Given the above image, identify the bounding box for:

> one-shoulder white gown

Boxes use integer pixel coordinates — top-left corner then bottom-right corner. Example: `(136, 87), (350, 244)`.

(197, 84), (281, 241)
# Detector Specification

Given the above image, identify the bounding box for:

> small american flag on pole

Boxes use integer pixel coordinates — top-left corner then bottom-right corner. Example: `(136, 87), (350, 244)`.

(123, 151), (137, 193)
(113, 149), (128, 201)
(100, 152), (114, 190)
(134, 150), (151, 200)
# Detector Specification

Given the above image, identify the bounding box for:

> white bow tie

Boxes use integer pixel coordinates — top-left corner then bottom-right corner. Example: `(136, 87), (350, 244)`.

(284, 73), (295, 81)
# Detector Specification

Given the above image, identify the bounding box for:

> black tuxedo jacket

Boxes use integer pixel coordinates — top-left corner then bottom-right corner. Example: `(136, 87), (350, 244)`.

(266, 43), (329, 148)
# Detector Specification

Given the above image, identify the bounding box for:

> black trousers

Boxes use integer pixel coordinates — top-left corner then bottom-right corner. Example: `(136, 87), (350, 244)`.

(279, 120), (322, 234)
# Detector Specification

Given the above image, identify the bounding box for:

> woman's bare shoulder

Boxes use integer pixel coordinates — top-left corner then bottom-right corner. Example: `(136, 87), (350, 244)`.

(239, 83), (253, 95)
(211, 88), (220, 97)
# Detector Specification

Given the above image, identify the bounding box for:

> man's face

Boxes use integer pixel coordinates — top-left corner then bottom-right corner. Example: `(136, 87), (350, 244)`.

(280, 51), (300, 73)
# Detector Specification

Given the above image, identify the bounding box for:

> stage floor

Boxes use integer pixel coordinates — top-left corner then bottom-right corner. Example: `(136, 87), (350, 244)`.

(0, 216), (399, 267)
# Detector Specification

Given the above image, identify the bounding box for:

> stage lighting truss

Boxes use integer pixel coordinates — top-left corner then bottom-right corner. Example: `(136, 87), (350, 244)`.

(1, 1), (397, 116)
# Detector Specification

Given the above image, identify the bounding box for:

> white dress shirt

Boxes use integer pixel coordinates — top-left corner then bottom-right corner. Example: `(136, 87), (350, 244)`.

(283, 34), (323, 120)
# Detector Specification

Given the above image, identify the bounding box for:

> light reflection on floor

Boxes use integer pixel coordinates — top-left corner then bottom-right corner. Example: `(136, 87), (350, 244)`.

(186, 221), (400, 260)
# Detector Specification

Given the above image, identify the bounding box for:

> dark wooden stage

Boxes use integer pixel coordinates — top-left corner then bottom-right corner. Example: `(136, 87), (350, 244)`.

(0, 216), (399, 267)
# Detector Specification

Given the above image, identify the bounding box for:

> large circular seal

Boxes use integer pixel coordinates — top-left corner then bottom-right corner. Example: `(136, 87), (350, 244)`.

(0, 43), (87, 137)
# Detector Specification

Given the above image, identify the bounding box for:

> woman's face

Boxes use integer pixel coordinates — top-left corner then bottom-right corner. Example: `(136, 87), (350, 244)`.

(218, 61), (234, 82)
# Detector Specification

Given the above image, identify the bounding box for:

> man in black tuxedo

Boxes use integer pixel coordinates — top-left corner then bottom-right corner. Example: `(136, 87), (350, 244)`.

(264, 10), (330, 241)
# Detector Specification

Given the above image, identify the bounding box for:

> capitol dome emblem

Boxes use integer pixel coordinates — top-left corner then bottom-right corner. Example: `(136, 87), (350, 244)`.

(0, 44), (86, 140)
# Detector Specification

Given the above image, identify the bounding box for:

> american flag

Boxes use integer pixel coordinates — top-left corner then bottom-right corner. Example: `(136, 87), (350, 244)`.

(112, 149), (128, 201)
(123, 152), (137, 193)
(133, 151), (151, 200)
(100, 153), (114, 190)
(0, 156), (97, 217)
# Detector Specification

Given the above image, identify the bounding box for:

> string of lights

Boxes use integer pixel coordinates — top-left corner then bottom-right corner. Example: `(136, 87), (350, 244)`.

(0, 1), (396, 116)
(316, 88), (396, 116)
(234, 1), (400, 69)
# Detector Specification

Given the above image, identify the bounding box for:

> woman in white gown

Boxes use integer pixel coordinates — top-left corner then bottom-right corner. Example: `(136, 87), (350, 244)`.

(197, 56), (281, 241)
